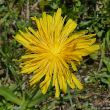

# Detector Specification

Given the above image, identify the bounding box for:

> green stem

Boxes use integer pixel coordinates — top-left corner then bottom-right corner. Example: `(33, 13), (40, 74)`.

(67, 85), (74, 110)
(97, 38), (105, 74)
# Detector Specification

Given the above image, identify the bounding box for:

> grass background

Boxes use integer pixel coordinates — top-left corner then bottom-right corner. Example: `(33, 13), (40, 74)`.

(0, 0), (110, 110)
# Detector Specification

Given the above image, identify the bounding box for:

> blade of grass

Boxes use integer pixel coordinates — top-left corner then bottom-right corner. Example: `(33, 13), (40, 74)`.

(0, 12), (10, 25)
(3, 21), (7, 54)
(106, 30), (110, 51)
(97, 38), (105, 74)
(67, 85), (74, 110)
(0, 49), (6, 57)
(0, 7), (8, 12)
(9, 66), (19, 82)
(0, 86), (23, 105)
(11, 75), (28, 91)
(49, 99), (56, 110)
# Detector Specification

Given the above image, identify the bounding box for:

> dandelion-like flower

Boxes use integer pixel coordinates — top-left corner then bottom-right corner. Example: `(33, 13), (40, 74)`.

(13, 8), (100, 98)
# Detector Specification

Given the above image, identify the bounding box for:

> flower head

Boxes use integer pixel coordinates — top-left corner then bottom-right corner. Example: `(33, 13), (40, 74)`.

(13, 8), (100, 98)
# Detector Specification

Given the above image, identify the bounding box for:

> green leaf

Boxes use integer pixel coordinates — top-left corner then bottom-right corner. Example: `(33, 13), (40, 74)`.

(0, 107), (6, 110)
(0, 7), (8, 12)
(50, 3), (58, 9)
(49, 99), (56, 110)
(76, 101), (81, 108)
(96, 72), (108, 78)
(101, 68), (108, 71)
(30, 89), (44, 101)
(18, 101), (29, 110)
(83, 101), (88, 108)
(0, 12), (10, 25)
(17, 21), (22, 30)
(6, 102), (14, 109)
(101, 78), (107, 83)
(79, 6), (87, 14)
(94, 27), (98, 33)
(47, 0), (52, 1)
(0, 86), (23, 105)
(88, 26), (93, 32)
(28, 93), (49, 107)
(78, 20), (91, 27)
(90, 53), (98, 60)
(97, 30), (103, 37)
(77, 1), (81, 6)
(90, 78), (96, 82)
(9, 13), (16, 20)
(39, 0), (48, 10)
(103, 58), (110, 72)
(41, 106), (47, 110)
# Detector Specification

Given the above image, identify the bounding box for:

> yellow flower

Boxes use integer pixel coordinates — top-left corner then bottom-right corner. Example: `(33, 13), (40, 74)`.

(13, 8), (100, 98)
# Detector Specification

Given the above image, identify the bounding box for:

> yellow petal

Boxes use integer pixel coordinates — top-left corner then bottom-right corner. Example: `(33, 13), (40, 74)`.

(40, 76), (51, 94)
(55, 77), (60, 98)
(29, 64), (49, 83)
(70, 61), (78, 71)
(55, 8), (62, 27)
(60, 30), (88, 48)
(62, 76), (67, 94)
(60, 19), (77, 43)
(19, 30), (32, 43)
(72, 74), (83, 89)
(30, 16), (37, 21)
(69, 55), (83, 61)
(79, 34), (96, 40)
(42, 12), (47, 28)
(13, 34), (29, 44)
(58, 75), (62, 89)
(20, 64), (39, 74)
(30, 70), (46, 86)
(52, 63), (57, 86)
(75, 38), (96, 49)
(67, 79), (75, 89)
(72, 45), (100, 56)
(57, 55), (69, 69)
(40, 74), (50, 88)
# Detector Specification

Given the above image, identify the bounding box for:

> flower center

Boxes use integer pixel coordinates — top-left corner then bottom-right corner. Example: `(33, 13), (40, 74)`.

(50, 46), (61, 56)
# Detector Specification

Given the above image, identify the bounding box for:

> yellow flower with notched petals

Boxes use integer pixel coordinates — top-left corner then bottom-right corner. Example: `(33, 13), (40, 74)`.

(13, 8), (100, 98)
